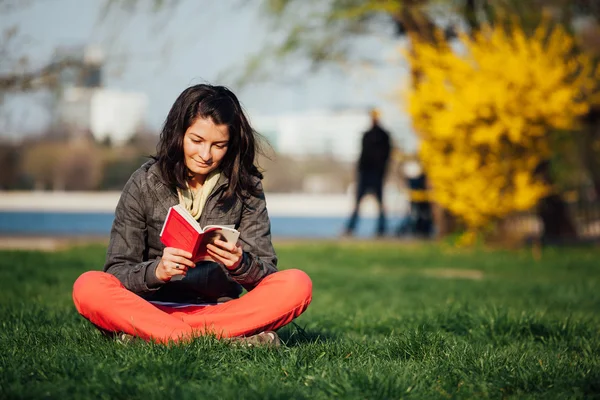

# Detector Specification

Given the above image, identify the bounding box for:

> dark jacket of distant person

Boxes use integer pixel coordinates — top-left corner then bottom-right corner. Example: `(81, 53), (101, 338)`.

(103, 159), (277, 304)
(358, 122), (391, 176)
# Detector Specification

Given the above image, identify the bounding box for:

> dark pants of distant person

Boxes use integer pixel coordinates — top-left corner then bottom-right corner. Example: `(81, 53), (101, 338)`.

(346, 170), (386, 236)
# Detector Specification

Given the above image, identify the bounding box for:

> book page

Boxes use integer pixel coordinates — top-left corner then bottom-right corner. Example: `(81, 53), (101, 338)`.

(149, 300), (218, 308)
(194, 226), (240, 262)
(203, 226), (239, 244)
(173, 204), (203, 234)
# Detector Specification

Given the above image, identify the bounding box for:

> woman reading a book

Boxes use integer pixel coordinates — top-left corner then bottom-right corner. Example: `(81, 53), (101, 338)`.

(72, 84), (312, 346)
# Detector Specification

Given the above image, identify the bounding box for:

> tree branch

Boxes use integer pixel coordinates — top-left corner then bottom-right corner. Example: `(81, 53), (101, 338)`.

(0, 58), (85, 94)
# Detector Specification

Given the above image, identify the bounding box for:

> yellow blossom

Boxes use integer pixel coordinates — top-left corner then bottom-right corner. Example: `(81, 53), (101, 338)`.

(404, 21), (598, 236)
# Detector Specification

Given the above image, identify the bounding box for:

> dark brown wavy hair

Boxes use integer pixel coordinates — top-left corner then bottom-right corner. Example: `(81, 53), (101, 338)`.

(155, 84), (264, 201)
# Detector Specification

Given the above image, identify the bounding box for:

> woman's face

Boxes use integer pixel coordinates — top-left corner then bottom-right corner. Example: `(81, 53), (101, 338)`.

(183, 117), (230, 185)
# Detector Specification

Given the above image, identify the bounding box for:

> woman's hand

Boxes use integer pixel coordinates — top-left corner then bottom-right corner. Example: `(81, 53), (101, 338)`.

(156, 247), (195, 282)
(207, 239), (244, 270)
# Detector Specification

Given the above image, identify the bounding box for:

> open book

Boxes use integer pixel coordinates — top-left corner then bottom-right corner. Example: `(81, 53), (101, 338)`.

(159, 204), (240, 263)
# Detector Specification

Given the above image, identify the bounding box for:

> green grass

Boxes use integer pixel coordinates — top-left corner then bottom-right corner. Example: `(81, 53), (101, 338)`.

(1, 241), (599, 399)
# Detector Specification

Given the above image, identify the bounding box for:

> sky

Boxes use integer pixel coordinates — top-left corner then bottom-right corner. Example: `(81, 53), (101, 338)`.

(1, 0), (416, 149)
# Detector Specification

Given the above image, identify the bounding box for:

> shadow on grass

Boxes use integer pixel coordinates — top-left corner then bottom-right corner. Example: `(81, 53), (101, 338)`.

(90, 321), (337, 348)
(278, 322), (337, 346)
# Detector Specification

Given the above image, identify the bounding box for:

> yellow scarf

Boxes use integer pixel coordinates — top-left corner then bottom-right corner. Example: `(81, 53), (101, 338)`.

(177, 170), (221, 220)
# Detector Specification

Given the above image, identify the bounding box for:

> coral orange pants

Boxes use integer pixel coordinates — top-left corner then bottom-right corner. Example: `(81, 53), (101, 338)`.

(72, 269), (312, 344)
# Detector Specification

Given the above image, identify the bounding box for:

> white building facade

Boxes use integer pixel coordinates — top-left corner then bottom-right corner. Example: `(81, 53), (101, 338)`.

(58, 87), (148, 145)
(54, 45), (148, 145)
(251, 109), (370, 162)
(250, 108), (411, 162)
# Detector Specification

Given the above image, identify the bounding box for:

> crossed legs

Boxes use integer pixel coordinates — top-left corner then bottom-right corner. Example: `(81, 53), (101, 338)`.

(72, 269), (312, 344)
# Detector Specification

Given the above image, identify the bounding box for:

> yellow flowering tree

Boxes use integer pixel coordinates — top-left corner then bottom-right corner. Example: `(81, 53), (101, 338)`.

(406, 22), (599, 240)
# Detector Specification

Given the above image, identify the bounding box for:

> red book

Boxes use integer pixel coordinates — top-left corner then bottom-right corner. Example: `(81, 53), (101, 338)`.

(159, 204), (240, 262)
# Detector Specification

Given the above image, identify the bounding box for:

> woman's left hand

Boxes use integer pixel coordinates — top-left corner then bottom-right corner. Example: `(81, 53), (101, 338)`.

(207, 239), (244, 270)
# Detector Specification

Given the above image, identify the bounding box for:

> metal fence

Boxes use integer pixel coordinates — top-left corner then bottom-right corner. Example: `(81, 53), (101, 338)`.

(503, 198), (600, 240)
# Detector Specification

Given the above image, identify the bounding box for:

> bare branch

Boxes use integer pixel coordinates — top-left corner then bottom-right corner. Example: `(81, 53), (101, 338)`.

(0, 57), (85, 94)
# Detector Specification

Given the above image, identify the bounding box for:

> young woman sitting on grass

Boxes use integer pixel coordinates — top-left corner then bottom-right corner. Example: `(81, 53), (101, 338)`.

(72, 84), (312, 346)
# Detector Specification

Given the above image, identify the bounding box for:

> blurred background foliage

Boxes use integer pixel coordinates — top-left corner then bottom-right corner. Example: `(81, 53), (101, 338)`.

(0, 133), (360, 193)
(407, 21), (599, 242)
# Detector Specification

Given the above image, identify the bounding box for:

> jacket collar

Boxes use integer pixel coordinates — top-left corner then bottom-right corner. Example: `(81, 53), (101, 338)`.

(212, 172), (229, 193)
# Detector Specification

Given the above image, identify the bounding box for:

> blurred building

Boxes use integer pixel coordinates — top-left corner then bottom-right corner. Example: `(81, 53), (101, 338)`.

(251, 108), (411, 162)
(58, 88), (147, 145)
(53, 45), (148, 145)
(250, 108), (368, 162)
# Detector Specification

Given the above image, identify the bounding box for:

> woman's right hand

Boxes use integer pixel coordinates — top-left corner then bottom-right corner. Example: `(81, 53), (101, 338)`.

(156, 247), (195, 282)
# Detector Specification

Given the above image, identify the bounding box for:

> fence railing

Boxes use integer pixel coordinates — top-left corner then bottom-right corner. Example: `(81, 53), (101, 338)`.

(503, 199), (600, 240)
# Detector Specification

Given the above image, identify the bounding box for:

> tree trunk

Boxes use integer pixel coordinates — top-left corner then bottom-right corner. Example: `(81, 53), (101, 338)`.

(536, 160), (577, 243)
(431, 205), (458, 236)
(582, 108), (600, 199)
(538, 194), (577, 242)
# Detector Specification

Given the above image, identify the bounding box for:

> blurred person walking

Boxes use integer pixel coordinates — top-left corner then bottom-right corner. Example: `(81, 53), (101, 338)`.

(72, 84), (312, 346)
(344, 108), (391, 237)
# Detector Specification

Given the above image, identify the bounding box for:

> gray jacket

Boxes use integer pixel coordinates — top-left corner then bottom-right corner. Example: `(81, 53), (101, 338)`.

(104, 159), (278, 303)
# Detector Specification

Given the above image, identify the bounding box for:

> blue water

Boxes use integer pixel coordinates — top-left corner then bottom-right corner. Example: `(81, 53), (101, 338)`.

(0, 211), (403, 238)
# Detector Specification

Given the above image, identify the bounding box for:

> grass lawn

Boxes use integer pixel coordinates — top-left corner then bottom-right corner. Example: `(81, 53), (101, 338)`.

(1, 241), (599, 399)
